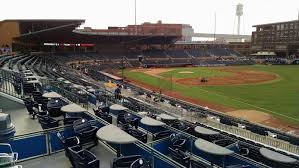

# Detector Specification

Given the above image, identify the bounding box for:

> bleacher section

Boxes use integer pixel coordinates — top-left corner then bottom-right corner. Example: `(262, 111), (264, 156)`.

(186, 49), (207, 58)
(165, 50), (190, 59)
(143, 49), (168, 59)
(0, 52), (298, 168)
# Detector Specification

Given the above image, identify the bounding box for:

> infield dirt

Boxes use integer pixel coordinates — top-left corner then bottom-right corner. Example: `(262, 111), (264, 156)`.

(121, 67), (299, 134)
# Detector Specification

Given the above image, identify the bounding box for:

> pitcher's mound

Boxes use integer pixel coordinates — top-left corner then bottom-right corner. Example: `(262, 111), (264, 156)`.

(178, 71), (194, 74)
(227, 110), (271, 123)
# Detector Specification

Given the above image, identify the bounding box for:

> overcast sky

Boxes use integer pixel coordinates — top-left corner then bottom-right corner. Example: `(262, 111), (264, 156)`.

(1, 0), (298, 35)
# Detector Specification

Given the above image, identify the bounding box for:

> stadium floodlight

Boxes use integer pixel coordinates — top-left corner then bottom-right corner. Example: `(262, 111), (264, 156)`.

(236, 3), (244, 36)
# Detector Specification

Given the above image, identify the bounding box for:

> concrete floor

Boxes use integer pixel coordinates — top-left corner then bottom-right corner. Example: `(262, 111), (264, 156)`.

(0, 96), (42, 135)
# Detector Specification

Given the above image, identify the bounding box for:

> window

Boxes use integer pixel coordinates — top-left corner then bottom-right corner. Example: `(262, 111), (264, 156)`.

(277, 25), (280, 31)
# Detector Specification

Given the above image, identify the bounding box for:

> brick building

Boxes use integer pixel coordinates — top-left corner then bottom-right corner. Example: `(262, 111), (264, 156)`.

(251, 20), (299, 57)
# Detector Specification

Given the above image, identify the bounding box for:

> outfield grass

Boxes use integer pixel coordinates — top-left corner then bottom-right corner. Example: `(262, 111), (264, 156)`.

(124, 65), (299, 124)
(160, 67), (231, 78)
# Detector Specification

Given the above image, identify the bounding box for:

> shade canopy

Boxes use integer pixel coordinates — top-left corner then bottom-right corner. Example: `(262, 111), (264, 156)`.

(194, 126), (219, 135)
(61, 103), (86, 113)
(158, 114), (177, 121)
(110, 104), (127, 111)
(259, 147), (297, 164)
(194, 139), (234, 156)
(24, 72), (33, 75)
(42, 92), (62, 98)
(140, 117), (165, 127)
(96, 125), (137, 144)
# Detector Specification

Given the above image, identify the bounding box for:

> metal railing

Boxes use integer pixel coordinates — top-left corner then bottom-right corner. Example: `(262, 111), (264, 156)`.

(123, 85), (299, 155)
(0, 69), (23, 99)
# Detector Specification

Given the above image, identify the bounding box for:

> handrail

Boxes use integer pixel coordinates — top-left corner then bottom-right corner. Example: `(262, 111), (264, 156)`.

(122, 83), (299, 154)
(1, 65), (298, 167)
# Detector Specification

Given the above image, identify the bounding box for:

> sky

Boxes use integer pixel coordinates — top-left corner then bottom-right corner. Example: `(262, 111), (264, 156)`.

(0, 0), (298, 35)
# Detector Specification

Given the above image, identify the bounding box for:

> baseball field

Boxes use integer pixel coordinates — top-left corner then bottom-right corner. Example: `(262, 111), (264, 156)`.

(122, 65), (299, 132)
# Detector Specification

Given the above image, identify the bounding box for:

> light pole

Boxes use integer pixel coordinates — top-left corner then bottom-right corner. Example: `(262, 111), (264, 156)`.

(134, 0), (137, 35)
(121, 56), (124, 84)
(134, 0), (137, 26)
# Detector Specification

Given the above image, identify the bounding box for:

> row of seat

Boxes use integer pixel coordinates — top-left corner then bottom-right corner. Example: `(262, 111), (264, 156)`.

(117, 111), (148, 143)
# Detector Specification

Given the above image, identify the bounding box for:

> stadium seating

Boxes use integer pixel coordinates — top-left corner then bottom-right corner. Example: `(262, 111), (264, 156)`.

(143, 50), (168, 59)
(190, 159), (212, 168)
(73, 119), (98, 148)
(0, 143), (19, 167)
(187, 49), (207, 58)
(68, 145), (100, 168)
(165, 50), (189, 58)
(57, 132), (80, 160)
(207, 48), (230, 56)
(111, 155), (142, 168)
(94, 109), (113, 124)
(152, 130), (172, 141)
(168, 147), (190, 167)
(126, 128), (147, 143)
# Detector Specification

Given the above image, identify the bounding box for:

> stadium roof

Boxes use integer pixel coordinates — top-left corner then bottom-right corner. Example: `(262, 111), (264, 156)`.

(0, 19), (85, 22)
(13, 19), (180, 45)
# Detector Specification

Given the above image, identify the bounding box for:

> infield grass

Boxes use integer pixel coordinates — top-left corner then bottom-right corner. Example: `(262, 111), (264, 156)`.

(124, 65), (299, 124)
(160, 67), (232, 78)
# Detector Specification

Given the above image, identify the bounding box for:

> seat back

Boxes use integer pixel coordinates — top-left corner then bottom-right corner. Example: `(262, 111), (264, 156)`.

(0, 143), (18, 167)
(112, 155), (142, 168)
(76, 150), (99, 168)
(73, 119), (92, 134)
(68, 146), (83, 167)
(130, 158), (151, 168)
(153, 130), (171, 141)
(190, 159), (211, 168)
(168, 147), (190, 167)
(117, 112), (127, 125)
(128, 129), (147, 143)
(0, 153), (14, 167)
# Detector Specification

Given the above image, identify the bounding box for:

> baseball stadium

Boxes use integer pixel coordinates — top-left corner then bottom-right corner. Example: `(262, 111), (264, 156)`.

(0, 2), (299, 168)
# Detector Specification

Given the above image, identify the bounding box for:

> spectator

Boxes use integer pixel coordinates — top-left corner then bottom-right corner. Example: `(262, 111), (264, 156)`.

(114, 85), (122, 100)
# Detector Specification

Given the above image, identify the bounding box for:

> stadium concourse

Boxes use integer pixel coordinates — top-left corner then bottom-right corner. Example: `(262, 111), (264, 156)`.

(0, 19), (299, 168)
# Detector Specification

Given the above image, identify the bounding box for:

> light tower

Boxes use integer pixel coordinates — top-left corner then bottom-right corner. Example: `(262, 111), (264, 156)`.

(236, 3), (243, 35)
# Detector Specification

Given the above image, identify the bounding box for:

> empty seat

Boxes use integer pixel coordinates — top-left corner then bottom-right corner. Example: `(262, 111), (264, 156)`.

(94, 110), (112, 124)
(57, 132), (80, 161)
(73, 119), (98, 148)
(130, 158), (151, 168)
(127, 129), (147, 143)
(68, 145), (99, 168)
(39, 117), (60, 129)
(170, 134), (186, 151)
(168, 147), (190, 167)
(0, 143), (18, 167)
(63, 116), (83, 125)
(111, 155), (142, 168)
(190, 159), (211, 168)
(153, 130), (172, 141)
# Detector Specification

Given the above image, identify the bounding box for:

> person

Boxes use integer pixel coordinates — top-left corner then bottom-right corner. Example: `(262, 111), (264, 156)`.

(159, 90), (162, 100)
(114, 85), (122, 100)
